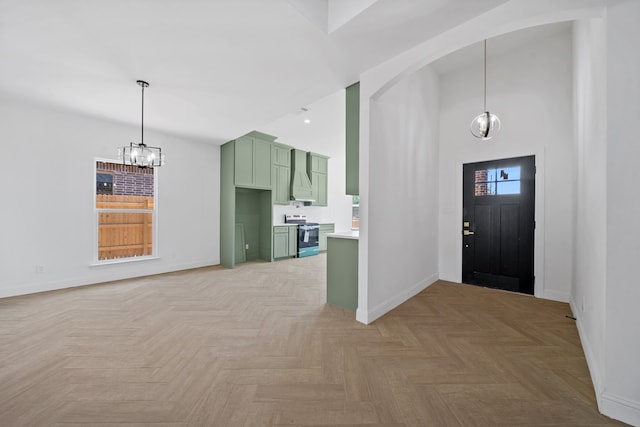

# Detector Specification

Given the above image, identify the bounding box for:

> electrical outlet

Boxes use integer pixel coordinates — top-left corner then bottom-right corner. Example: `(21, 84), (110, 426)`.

(245, 244), (249, 250)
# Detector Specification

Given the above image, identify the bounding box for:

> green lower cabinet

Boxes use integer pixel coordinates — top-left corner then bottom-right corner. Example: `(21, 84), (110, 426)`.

(318, 223), (335, 252)
(273, 225), (297, 259)
(288, 226), (297, 256)
(326, 236), (358, 312)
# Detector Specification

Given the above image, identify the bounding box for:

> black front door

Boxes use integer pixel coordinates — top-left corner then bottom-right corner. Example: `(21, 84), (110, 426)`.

(462, 156), (535, 295)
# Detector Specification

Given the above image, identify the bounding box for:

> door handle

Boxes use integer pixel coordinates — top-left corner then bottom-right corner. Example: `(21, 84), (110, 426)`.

(463, 230), (475, 236)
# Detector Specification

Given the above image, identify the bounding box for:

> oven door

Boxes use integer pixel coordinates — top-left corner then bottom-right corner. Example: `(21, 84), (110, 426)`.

(298, 224), (319, 257)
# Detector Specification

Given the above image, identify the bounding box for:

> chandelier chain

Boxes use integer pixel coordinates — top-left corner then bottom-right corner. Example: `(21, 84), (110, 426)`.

(137, 80), (149, 146)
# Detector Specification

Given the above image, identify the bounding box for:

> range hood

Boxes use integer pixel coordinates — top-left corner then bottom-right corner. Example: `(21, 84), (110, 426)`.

(290, 149), (315, 201)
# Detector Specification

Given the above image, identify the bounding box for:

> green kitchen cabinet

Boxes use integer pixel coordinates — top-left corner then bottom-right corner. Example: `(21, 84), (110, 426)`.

(221, 132), (275, 269)
(318, 223), (335, 252)
(307, 152), (329, 206)
(273, 225), (297, 259)
(326, 235), (358, 312)
(234, 132), (274, 190)
(288, 226), (297, 256)
(272, 143), (292, 205)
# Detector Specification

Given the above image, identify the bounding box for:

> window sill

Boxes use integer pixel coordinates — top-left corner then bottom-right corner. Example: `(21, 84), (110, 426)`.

(89, 256), (160, 267)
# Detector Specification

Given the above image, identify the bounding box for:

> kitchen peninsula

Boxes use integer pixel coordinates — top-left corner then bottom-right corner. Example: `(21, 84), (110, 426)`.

(326, 231), (358, 312)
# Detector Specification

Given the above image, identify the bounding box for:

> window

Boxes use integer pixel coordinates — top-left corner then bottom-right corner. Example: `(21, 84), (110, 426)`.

(96, 172), (113, 195)
(95, 161), (156, 261)
(475, 166), (521, 196)
(352, 195), (359, 230)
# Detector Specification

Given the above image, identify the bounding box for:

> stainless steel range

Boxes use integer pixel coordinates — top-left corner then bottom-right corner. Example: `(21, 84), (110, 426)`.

(284, 215), (319, 257)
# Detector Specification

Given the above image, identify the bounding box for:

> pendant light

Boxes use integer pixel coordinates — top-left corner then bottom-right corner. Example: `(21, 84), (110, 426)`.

(470, 40), (501, 140)
(118, 80), (165, 167)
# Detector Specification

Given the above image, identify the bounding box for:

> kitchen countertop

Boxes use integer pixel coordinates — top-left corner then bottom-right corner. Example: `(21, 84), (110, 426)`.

(327, 231), (359, 240)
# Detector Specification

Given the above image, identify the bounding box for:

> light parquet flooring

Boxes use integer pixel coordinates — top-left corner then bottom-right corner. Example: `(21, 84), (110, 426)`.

(0, 254), (624, 426)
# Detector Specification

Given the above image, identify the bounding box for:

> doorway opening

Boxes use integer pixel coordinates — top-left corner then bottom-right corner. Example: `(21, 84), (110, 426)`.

(462, 156), (535, 294)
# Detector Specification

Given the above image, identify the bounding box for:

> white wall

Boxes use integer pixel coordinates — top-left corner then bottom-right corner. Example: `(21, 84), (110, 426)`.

(0, 98), (219, 298)
(569, 6), (640, 424)
(602, 1), (640, 423)
(438, 28), (574, 302)
(261, 90), (353, 233)
(356, 0), (606, 326)
(353, 0), (638, 423)
(571, 16), (607, 404)
(358, 66), (440, 323)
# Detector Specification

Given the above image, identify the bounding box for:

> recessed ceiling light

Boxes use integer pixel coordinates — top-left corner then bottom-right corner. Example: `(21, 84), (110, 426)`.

(304, 118), (311, 124)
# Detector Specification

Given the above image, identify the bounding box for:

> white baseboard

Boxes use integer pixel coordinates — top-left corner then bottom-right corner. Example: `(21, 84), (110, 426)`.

(601, 392), (640, 426)
(570, 298), (640, 426)
(0, 260), (218, 299)
(361, 273), (439, 324)
(356, 308), (369, 324)
(438, 273), (459, 283)
(570, 298), (604, 398)
(542, 288), (570, 303)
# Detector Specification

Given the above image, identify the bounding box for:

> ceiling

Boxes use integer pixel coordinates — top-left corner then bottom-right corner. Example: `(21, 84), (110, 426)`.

(0, 0), (510, 144)
(430, 21), (572, 76)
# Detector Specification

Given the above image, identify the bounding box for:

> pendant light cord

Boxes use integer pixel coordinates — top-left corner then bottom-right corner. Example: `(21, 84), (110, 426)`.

(141, 82), (145, 146)
(483, 39), (487, 112)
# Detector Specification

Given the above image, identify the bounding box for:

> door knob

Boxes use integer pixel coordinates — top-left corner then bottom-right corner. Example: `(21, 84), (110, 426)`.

(463, 230), (475, 236)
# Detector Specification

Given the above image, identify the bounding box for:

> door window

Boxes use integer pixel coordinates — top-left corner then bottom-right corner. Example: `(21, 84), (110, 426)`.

(474, 166), (521, 196)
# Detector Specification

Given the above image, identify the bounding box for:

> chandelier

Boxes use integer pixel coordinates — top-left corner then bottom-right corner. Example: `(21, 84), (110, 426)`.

(118, 80), (165, 167)
(470, 40), (501, 140)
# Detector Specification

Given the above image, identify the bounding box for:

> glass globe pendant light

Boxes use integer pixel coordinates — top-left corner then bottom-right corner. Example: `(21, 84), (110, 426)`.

(470, 40), (501, 140)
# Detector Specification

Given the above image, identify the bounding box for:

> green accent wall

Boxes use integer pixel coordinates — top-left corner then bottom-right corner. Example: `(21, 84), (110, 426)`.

(345, 82), (360, 196)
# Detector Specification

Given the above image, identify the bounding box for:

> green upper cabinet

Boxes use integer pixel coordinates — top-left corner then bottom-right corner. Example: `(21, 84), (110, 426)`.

(273, 143), (291, 167)
(234, 132), (275, 189)
(307, 152), (329, 206)
(346, 82), (360, 196)
(272, 143), (292, 205)
(309, 153), (328, 174)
